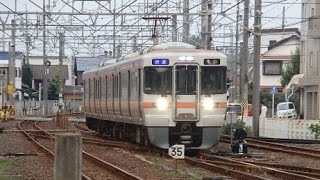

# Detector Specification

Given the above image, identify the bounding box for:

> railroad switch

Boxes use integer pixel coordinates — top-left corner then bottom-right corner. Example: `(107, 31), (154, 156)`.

(231, 128), (247, 154)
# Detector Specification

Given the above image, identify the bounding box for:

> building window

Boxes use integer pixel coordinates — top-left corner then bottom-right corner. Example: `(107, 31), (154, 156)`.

(309, 8), (315, 30)
(0, 69), (6, 75)
(309, 52), (313, 68)
(269, 40), (276, 46)
(268, 40), (277, 50)
(263, 61), (282, 75)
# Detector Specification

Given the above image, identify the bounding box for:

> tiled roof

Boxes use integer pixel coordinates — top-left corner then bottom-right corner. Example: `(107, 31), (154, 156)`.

(267, 35), (300, 51)
(261, 28), (300, 34)
(75, 55), (113, 72)
(29, 65), (69, 80)
(0, 51), (23, 60)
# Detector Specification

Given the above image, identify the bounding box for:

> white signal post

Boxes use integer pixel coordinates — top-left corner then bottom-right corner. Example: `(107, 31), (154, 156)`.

(168, 144), (185, 174)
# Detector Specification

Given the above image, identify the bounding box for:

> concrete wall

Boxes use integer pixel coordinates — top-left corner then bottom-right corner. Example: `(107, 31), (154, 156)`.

(300, 0), (320, 120)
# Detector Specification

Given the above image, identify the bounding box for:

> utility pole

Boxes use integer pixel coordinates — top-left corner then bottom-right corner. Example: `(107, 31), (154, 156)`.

(59, 32), (64, 112)
(282, 6), (285, 30)
(240, 0), (249, 106)
(43, 0), (48, 116)
(172, 15), (177, 42)
(182, 0), (189, 43)
(233, 0), (240, 102)
(8, 19), (16, 106)
(207, 0), (212, 49)
(252, 0), (262, 137)
(132, 36), (138, 52)
(113, 1), (116, 58)
(201, 0), (211, 49)
(25, 35), (30, 65)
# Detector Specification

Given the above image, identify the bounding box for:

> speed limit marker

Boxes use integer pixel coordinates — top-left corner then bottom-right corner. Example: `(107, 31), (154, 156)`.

(168, 144), (185, 159)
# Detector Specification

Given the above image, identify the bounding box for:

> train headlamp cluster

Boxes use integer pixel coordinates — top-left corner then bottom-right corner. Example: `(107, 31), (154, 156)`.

(178, 56), (195, 61)
(155, 98), (169, 110)
(202, 98), (214, 110)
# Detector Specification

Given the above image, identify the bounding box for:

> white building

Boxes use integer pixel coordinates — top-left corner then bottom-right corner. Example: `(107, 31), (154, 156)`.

(0, 51), (23, 102)
(27, 55), (71, 89)
(260, 35), (300, 91)
(260, 28), (300, 55)
(300, 0), (320, 119)
(259, 29), (300, 92)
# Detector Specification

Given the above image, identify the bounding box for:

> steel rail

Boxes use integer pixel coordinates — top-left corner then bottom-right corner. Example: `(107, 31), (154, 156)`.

(17, 120), (92, 180)
(220, 135), (320, 159)
(185, 157), (268, 180)
(242, 160), (320, 175)
(34, 121), (142, 179)
(200, 153), (318, 180)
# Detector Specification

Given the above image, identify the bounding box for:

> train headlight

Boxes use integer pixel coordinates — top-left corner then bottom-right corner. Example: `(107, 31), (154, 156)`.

(155, 98), (168, 110)
(202, 98), (214, 110)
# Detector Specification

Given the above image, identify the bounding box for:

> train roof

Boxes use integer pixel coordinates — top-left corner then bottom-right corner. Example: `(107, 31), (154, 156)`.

(83, 42), (227, 75)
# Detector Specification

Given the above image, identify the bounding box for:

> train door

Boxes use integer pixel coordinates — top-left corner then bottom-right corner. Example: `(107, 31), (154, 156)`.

(173, 64), (200, 121)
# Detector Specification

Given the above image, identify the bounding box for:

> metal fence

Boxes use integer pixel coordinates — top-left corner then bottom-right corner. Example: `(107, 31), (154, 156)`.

(13, 99), (83, 116)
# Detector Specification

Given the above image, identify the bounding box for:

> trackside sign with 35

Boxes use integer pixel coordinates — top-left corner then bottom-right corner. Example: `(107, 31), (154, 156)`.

(168, 145), (185, 159)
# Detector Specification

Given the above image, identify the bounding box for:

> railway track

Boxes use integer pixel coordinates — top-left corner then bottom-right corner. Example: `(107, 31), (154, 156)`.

(196, 153), (319, 179)
(248, 137), (320, 144)
(220, 135), (320, 159)
(18, 120), (142, 180)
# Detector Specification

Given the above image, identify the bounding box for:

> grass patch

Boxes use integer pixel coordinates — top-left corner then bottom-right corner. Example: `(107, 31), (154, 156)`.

(0, 160), (16, 171)
(149, 157), (216, 179)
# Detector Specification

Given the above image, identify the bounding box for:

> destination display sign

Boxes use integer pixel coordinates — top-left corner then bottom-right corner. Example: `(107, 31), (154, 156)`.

(152, 59), (169, 65)
(204, 59), (220, 65)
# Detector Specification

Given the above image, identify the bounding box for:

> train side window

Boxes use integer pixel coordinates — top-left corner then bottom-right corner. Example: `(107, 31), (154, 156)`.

(119, 73), (121, 98)
(128, 70), (130, 100)
(138, 69), (141, 98)
(99, 78), (101, 98)
(105, 76), (108, 114)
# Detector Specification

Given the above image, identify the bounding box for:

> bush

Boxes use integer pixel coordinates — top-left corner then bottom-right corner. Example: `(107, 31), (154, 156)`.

(309, 124), (320, 140)
(221, 121), (252, 136)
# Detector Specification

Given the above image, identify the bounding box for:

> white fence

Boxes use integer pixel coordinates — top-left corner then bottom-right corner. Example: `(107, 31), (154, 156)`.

(242, 117), (320, 140)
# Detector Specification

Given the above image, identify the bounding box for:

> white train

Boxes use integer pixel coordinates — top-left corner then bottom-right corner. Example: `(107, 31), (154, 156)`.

(83, 42), (228, 152)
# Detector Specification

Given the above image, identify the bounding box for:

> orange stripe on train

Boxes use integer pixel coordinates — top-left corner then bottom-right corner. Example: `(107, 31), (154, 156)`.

(142, 102), (227, 109)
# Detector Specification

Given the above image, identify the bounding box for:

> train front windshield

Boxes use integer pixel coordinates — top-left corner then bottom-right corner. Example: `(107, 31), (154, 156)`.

(201, 67), (227, 94)
(144, 67), (172, 94)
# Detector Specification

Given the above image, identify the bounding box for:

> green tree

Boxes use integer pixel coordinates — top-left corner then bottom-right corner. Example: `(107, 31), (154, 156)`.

(280, 48), (300, 87)
(48, 76), (60, 100)
(22, 64), (33, 88)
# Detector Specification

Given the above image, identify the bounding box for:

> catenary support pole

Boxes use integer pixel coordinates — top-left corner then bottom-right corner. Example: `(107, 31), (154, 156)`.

(252, 0), (262, 137)
(240, 0), (249, 111)
(43, 0), (48, 116)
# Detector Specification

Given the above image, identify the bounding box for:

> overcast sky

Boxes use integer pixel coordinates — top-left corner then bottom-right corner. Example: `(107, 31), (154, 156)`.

(0, 0), (302, 56)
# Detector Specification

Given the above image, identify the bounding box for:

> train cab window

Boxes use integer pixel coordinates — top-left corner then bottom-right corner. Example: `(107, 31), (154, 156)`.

(201, 67), (227, 94)
(176, 65), (197, 95)
(144, 67), (172, 94)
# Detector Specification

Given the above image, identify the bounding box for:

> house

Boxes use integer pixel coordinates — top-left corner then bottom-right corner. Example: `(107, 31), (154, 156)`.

(299, 1), (320, 119)
(27, 55), (70, 89)
(261, 28), (300, 54)
(74, 55), (113, 85)
(260, 35), (300, 91)
(0, 51), (23, 102)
